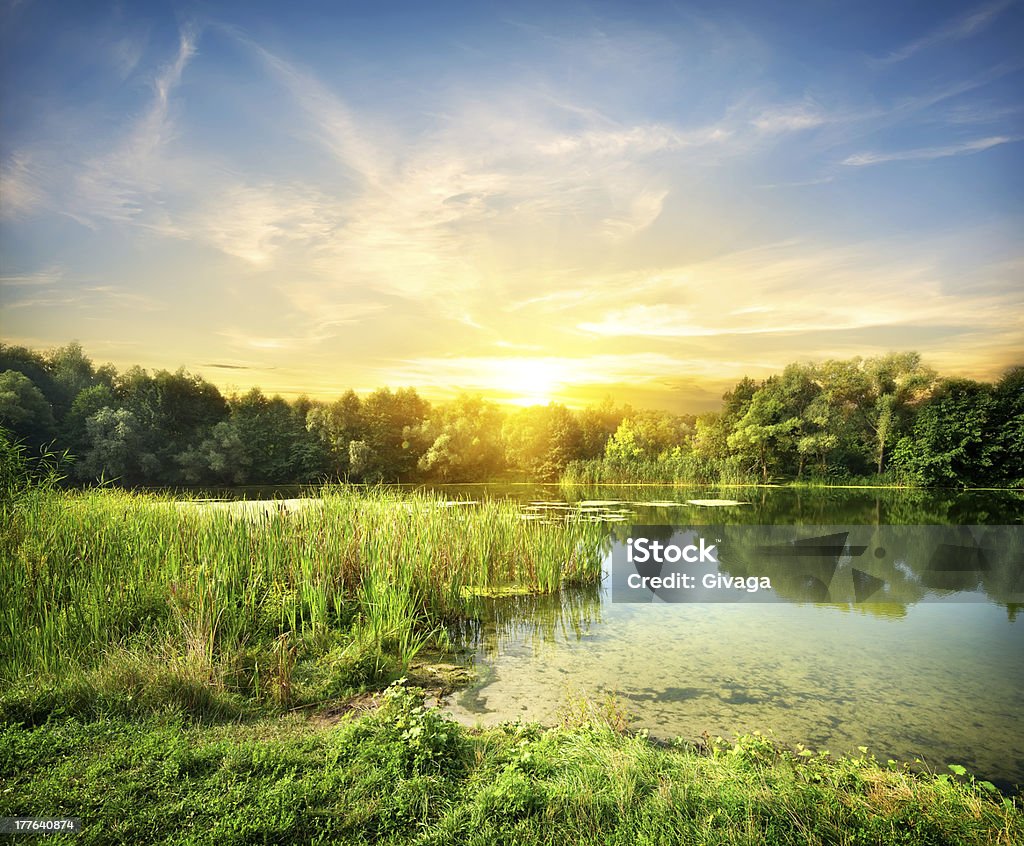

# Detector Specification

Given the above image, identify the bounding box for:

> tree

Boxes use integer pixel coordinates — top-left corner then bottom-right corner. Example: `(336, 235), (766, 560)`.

(577, 398), (629, 460)
(416, 394), (506, 482)
(306, 390), (366, 477)
(180, 419), (251, 485)
(891, 379), (997, 487)
(77, 407), (159, 483)
(503, 403), (583, 481)
(727, 365), (817, 482)
(359, 388), (429, 480)
(693, 377), (758, 463)
(990, 367), (1024, 487)
(0, 371), (57, 448)
(46, 341), (104, 404)
(796, 391), (840, 477)
(0, 345), (65, 418)
(63, 384), (118, 456)
(838, 354), (935, 475)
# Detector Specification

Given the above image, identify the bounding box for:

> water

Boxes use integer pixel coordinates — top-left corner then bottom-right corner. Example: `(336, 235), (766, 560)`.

(175, 481), (1023, 787)
(439, 485), (1024, 790)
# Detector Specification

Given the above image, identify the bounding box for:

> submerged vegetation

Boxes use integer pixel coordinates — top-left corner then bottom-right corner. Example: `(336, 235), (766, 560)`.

(2, 342), (1022, 488)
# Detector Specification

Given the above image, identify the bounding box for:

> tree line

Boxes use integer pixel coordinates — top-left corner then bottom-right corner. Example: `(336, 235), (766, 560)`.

(0, 343), (1020, 488)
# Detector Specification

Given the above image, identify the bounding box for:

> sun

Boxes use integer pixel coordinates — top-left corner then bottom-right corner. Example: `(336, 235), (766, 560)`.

(489, 357), (563, 406)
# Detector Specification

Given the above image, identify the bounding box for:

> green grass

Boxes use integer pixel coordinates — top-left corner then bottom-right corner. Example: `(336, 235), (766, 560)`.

(1, 684), (1020, 845)
(0, 485), (604, 719)
(3, 451), (1021, 844)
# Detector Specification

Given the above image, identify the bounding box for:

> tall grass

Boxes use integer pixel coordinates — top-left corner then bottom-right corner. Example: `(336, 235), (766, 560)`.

(0, 486), (604, 712)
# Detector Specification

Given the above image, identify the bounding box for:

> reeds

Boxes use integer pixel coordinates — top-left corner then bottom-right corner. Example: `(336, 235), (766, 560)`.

(0, 486), (605, 699)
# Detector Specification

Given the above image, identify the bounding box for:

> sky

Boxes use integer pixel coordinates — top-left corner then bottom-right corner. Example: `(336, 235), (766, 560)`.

(1, 0), (1022, 412)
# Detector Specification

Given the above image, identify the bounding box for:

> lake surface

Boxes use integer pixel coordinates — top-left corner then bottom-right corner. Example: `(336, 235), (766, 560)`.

(437, 485), (1024, 790)
(180, 481), (1023, 787)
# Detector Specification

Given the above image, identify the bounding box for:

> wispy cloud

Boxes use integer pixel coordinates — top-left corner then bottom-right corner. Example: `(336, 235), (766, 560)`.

(0, 265), (64, 288)
(238, 31), (388, 186)
(570, 238), (1022, 346)
(66, 26), (198, 227)
(878, 0), (1016, 64)
(842, 135), (1020, 166)
(2, 281), (161, 312)
(536, 122), (732, 156)
(0, 151), (47, 219)
(202, 362), (258, 370)
(751, 104), (829, 134)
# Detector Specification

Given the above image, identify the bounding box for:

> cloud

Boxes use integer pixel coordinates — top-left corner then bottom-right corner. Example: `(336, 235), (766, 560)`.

(239, 32), (388, 185)
(202, 362), (253, 370)
(878, 0), (1016, 64)
(570, 239), (1023, 349)
(1, 280), (161, 313)
(757, 176), (835, 189)
(752, 105), (828, 134)
(0, 151), (47, 219)
(0, 265), (64, 288)
(841, 135), (1020, 166)
(110, 33), (147, 80)
(67, 26), (198, 227)
(184, 182), (341, 266)
(536, 123), (732, 156)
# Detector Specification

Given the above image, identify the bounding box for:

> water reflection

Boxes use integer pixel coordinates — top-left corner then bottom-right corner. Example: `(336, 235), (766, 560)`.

(442, 485), (1024, 790)
(464, 585), (604, 659)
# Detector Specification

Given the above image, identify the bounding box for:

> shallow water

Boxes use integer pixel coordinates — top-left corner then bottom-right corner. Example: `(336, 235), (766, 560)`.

(178, 481), (1024, 787)
(439, 485), (1024, 789)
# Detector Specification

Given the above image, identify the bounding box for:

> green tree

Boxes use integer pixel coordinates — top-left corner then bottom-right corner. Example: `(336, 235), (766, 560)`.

(77, 407), (159, 483)
(727, 366), (817, 482)
(63, 384), (118, 457)
(416, 394), (506, 482)
(306, 390), (366, 477)
(842, 353), (935, 475)
(990, 367), (1024, 487)
(46, 341), (107, 403)
(693, 377), (758, 463)
(0, 371), (57, 448)
(503, 403), (583, 481)
(0, 345), (66, 419)
(796, 391), (841, 477)
(576, 398), (629, 460)
(891, 379), (997, 487)
(180, 419), (251, 485)
(359, 388), (429, 481)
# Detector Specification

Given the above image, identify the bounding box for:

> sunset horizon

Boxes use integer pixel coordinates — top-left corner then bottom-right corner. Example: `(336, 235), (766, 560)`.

(2, 0), (1022, 412)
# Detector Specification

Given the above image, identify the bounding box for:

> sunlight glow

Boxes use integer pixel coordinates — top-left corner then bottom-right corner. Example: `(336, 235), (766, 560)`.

(488, 358), (565, 406)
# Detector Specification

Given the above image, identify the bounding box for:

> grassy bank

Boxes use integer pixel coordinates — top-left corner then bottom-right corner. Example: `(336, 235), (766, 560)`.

(2, 684), (1020, 846)
(1, 485), (604, 718)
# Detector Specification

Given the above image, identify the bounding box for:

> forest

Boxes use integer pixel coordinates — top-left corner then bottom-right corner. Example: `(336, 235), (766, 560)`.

(1, 342), (1021, 488)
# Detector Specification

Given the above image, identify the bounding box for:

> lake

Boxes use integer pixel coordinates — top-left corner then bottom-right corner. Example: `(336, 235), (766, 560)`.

(177, 481), (1023, 787)
(434, 484), (1024, 790)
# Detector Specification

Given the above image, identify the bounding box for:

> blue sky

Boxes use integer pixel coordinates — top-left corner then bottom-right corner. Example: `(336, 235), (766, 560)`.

(1, 0), (1022, 409)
